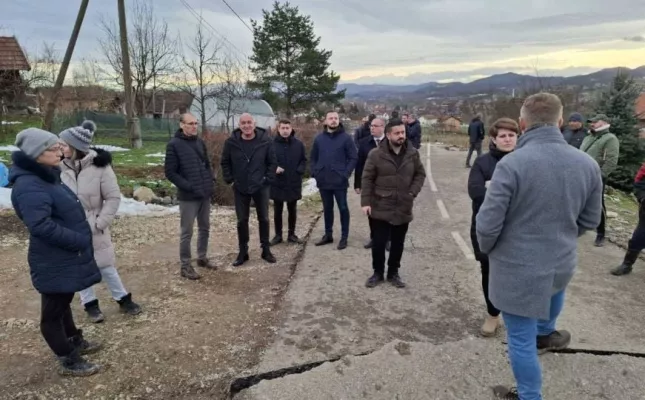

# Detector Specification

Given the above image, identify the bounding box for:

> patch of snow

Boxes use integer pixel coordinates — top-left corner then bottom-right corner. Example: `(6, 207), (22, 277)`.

(1, 121), (22, 125)
(146, 163), (161, 166)
(0, 188), (177, 216)
(0, 145), (19, 152)
(302, 178), (319, 197)
(145, 153), (165, 157)
(92, 145), (129, 152)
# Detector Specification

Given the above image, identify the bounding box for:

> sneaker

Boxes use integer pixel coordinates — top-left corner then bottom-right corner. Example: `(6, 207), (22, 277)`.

(365, 274), (384, 288)
(261, 248), (276, 263)
(58, 349), (101, 377)
(180, 265), (201, 280)
(68, 329), (102, 356)
(480, 315), (500, 337)
(197, 258), (217, 269)
(387, 274), (406, 288)
(537, 330), (571, 354)
(315, 235), (333, 246)
(270, 235), (283, 246)
(337, 238), (348, 250)
(492, 385), (519, 399)
(117, 293), (142, 316)
(83, 300), (104, 324)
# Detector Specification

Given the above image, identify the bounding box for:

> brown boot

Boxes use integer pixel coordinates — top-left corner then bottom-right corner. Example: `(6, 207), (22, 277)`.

(180, 264), (201, 280)
(480, 315), (500, 337)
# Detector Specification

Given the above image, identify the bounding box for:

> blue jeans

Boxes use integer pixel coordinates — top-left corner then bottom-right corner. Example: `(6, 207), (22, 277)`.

(502, 290), (566, 400)
(319, 189), (350, 239)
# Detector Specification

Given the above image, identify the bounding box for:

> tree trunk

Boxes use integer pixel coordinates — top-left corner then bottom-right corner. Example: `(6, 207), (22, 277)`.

(43, 0), (90, 131)
(118, 0), (142, 148)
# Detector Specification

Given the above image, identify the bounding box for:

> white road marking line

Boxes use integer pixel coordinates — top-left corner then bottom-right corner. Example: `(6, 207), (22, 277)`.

(451, 231), (476, 260)
(436, 199), (450, 219)
(425, 144), (438, 192)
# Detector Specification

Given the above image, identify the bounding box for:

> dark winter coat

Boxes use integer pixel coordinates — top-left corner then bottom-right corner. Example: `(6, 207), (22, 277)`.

(9, 151), (101, 294)
(221, 127), (277, 195)
(354, 134), (382, 189)
(360, 140), (426, 225)
(562, 126), (588, 149)
(353, 123), (372, 147)
(270, 131), (306, 202)
(467, 145), (509, 262)
(468, 117), (485, 143)
(633, 162), (645, 203)
(164, 129), (214, 201)
(310, 124), (358, 191)
(406, 120), (422, 149)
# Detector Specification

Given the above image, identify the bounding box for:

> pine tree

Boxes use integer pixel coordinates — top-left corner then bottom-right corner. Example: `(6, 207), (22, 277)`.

(249, 1), (345, 117)
(596, 71), (644, 191)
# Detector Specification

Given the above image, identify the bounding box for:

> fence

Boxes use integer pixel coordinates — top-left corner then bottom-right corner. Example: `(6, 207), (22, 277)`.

(51, 111), (180, 142)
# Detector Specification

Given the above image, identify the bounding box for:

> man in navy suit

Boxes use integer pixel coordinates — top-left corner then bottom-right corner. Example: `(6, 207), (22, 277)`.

(354, 117), (390, 250)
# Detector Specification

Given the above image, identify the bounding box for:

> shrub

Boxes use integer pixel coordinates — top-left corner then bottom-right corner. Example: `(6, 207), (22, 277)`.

(203, 130), (235, 206)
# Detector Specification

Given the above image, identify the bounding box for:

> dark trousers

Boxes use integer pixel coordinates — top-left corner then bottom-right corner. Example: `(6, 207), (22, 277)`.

(319, 189), (350, 239)
(40, 292), (79, 357)
(274, 200), (297, 236)
(368, 216), (375, 239)
(466, 141), (482, 165)
(598, 180), (606, 236)
(371, 219), (409, 277)
(235, 187), (270, 249)
(628, 203), (645, 251)
(480, 259), (500, 317)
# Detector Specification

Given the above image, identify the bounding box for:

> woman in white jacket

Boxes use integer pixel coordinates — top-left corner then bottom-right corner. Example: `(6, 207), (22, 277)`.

(59, 120), (141, 323)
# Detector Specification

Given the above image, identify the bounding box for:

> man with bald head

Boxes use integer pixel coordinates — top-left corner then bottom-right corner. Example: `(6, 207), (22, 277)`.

(165, 113), (215, 280)
(221, 113), (278, 266)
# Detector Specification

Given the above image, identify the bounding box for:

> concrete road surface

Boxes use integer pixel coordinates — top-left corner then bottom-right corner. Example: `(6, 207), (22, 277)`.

(233, 144), (645, 399)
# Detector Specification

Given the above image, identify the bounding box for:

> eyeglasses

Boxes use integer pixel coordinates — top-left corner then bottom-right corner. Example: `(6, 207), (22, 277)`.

(370, 125), (383, 128)
(183, 122), (199, 126)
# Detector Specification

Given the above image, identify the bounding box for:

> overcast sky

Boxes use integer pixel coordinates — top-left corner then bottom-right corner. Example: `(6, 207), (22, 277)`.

(3, 0), (645, 85)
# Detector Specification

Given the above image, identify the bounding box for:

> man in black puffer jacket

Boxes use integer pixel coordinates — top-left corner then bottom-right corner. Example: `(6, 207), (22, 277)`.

(221, 113), (278, 266)
(165, 113), (215, 280)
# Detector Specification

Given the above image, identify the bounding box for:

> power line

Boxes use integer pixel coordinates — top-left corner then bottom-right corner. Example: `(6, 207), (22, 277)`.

(220, 0), (253, 33)
(178, 0), (249, 65)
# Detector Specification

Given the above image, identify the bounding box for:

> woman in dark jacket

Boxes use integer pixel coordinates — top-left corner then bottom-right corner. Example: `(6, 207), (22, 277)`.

(270, 120), (307, 245)
(468, 118), (519, 337)
(9, 128), (102, 377)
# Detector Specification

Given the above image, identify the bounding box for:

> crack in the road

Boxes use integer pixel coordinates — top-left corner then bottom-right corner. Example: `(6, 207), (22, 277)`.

(552, 347), (645, 358)
(228, 350), (375, 398)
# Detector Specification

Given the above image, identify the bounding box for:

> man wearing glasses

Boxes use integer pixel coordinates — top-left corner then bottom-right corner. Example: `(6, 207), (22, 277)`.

(164, 113), (216, 280)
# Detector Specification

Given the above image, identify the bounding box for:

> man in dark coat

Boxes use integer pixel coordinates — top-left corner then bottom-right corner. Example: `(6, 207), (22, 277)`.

(221, 113), (278, 266)
(164, 113), (215, 280)
(353, 113), (376, 147)
(466, 114), (485, 168)
(310, 111), (358, 250)
(354, 117), (389, 250)
(361, 119), (426, 288)
(561, 112), (588, 149)
(270, 119), (307, 245)
(403, 113), (422, 149)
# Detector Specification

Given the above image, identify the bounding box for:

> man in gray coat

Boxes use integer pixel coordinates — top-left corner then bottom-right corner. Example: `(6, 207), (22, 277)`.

(476, 93), (603, 400)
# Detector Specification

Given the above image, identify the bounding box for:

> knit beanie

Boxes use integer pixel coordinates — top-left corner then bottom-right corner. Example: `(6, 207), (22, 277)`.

(15, 128), (60, 160)
(59, 120), (97, 153)
(568, 112), (584, 123)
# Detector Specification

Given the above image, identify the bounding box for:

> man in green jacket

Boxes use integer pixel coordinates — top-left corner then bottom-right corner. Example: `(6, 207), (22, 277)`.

(580, 114), (620, 247)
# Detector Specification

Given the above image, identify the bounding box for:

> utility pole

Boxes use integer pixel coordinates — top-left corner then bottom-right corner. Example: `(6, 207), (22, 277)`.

(117, 0), (142, 148)
(43, 0), (90, 131)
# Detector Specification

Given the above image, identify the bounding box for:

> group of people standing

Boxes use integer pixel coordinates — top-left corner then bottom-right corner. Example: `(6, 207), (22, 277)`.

(9, 121), (141, 377)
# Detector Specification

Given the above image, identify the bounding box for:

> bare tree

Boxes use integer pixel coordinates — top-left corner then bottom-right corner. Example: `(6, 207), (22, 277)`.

(72, 57), (107, 87)
(213, 56), (252, 132)
(173, 21), (221, 130)
(19, 42), (61, 89)
(98, 0), (177, 116)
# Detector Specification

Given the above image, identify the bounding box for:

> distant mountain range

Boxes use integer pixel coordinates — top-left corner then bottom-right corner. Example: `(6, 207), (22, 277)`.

(337, 66), (645, 100)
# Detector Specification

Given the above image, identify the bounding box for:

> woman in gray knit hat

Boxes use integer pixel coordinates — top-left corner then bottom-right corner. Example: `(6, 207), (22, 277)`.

(59, 120), (141, 323)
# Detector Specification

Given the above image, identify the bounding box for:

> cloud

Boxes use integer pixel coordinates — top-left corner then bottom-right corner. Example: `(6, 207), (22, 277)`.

(4, 0), (645, 85)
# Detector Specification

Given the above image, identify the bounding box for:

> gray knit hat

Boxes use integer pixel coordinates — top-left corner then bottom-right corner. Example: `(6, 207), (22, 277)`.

(15, 128), (60, 160)
(59, 120), (97, 152)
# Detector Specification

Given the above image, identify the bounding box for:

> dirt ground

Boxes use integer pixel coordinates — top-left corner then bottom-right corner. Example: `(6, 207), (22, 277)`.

(0, 202), (320, 400)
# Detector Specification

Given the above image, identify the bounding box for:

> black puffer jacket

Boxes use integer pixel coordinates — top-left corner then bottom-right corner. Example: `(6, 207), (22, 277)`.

(270, 130), (306, 202)
(164, 129), (214, 201)
(221, 127), (277, 195)
(467, 145), (509, 261)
